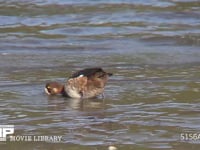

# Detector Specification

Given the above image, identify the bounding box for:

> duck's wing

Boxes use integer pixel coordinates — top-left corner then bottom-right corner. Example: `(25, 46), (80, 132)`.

(67, 68), (113, 98)
(70, 68), (104, 78)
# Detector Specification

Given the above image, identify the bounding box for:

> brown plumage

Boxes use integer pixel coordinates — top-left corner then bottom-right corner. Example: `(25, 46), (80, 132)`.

(45, 68), (112, 99)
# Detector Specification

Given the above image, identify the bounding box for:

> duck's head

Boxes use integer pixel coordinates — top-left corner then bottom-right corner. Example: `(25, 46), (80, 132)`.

(45, 82), (64, 95)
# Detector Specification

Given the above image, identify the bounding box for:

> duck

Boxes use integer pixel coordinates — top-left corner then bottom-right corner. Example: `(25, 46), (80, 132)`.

(45, 68), (112, 99)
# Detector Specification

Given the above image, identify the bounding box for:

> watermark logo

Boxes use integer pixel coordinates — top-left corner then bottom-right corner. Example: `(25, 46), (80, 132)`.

(0, 125), (14, 141)
(0, 125), (63, 143)
(9, 135), (62, 142)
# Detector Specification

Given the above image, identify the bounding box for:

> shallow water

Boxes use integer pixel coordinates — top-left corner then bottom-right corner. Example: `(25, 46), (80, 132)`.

(0, 0), (200, 149)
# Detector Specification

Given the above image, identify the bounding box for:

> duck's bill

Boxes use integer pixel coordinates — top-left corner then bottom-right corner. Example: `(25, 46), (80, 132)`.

(44, 87), (51, 95)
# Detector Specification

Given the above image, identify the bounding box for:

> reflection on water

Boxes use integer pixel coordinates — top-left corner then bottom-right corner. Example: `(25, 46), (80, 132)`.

(0, 0), (200, 150)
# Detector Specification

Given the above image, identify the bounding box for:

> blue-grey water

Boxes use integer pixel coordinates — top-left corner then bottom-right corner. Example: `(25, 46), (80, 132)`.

(0, 0), (200, 150)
